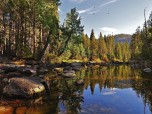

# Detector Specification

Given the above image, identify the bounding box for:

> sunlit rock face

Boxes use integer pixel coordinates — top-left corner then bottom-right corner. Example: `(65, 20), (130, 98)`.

(3, 77), (45, 99)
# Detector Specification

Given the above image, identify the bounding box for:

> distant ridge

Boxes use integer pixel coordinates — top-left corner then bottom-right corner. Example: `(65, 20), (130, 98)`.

(114, 34), (132, 43)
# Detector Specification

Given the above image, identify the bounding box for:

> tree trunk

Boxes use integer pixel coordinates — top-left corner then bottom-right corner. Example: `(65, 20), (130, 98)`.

(37, 30), (52, 61)
(32, 5), (36, 57)
(57, 31), (72, 56)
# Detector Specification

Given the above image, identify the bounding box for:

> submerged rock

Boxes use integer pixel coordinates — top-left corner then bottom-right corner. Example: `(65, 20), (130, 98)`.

(2, 65), (19, 73)
(3, 77), (45, 99)
(143, 68), (152, 73)
(2, 78), (9, 83)
(0, 69), (5, 74)
(75, 79), (84, 85)
(38, 68), (48, 75)
(63, 66), (72, 71)
(54, 68), (63, 73)
(70, 62), (82, 67)
(39, 75), (45, 78)
(61, 73), (76, 78)
(19, 68), (36, 76)
(72, 67), (81, 71)
(6, 72), (22, 77)
(63, 70), (75, 74)
(61, 69), (76, 78)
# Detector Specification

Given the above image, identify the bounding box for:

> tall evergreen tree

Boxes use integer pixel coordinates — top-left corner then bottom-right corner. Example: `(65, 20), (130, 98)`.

(130, 27), (142, 60)
(106, 35), (115, 60)
(122, 42), (131, 62)
(58, 8), (84, 56)
(98, 32), (108, 61)
(115, 42), (122, 61)
(90, 29), (97, 60)
(82, 32), (90, 58)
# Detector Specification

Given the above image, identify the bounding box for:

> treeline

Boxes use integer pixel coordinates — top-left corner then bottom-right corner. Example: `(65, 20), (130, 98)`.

(0, 0), (131, 62)
(130, 11), (152, 61)
(0, 0), (60, 60)
(81, 31), (130, 62)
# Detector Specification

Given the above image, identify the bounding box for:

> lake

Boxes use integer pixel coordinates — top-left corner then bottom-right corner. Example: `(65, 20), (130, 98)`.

(0, 65), (152, 114)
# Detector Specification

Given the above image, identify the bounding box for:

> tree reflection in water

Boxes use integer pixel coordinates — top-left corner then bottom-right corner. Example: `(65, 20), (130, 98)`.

(48, 65), (152, 113)
(0, 65), (152, 114)
(58, 79), (84, 113)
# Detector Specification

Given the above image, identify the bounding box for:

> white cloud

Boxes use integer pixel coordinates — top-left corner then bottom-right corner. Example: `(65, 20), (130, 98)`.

(99, 0), (118, 8)
(99, 27), (119, 35)
(69, 0), (86, 3)
(78, 7), (93, 14)
(88, 9), (100, 14)
(77, 0), (118, 15)
(99, 27), (118, 32)
(88, 0), (118, 15)
(102, 91), (116, 95)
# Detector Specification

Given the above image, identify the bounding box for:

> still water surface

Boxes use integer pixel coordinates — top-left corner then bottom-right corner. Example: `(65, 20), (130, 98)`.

(0, 65), (152, 114)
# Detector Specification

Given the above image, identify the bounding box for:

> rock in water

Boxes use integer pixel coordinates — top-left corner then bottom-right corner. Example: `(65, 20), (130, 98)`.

(2, 65), (18, 73)
(63, 70), (75, 74)
(143, 68), (152, 73)
(38, 68), (48, 75)
(61, 68), (76, 78)
(22, 68), (36, 75)
(3, 77), (45, 99)
(75, 79), (84, 85)
(54, 68), (63, 73)
(61, 73), (76, 78)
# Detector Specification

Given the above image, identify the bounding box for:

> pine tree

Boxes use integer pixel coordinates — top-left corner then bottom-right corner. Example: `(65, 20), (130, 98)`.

(58, 8), (84, 56)
(106, 35), (115, 61)
(122, 42), (131, 62)
(82, 32), (90, 58)
(90, 29), (97, 61)
(115, 42), (122, 61)
(98, 32), (108, 61)
(130, 27), (142, 60)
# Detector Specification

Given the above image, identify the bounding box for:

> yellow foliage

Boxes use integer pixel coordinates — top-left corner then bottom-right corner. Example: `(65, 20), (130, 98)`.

(94, 58), (101, 63)
(102, 54), (109, 62)
(62, 59), (82, 63)
(83, 57), (89, 62)
(13, 60), (25, 66)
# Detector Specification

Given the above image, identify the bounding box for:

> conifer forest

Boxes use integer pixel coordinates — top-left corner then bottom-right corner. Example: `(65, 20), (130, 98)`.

(0, 0), (152, 114)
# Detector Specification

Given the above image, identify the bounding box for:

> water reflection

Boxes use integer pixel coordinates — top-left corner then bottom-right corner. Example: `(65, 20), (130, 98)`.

(0, 65), (152, 114)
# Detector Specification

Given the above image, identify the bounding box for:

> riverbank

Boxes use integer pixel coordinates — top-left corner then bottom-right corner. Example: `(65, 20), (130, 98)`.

(0, 56), (152, 99)
(0, 64), (152, 114)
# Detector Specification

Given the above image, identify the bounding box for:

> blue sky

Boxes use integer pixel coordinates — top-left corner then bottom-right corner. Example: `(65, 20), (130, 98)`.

(59, 0), (152, 37)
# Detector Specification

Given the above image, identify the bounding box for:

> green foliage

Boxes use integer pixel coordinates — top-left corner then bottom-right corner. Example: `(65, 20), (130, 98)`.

(59, 50), (72, 61)
(130, 27), (142, 59)
(130, 11), (152, 61)
(58, 8), (84, 56)
(64, 8), (84, 35)
(0, 1), (134, 63)
(45, 53), (61, 63)
(22, 47), (32, 58)
(0, 0), (60, 58)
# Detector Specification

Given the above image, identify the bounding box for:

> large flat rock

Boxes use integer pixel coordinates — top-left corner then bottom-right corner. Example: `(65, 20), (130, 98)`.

(3, 77), (45, 99)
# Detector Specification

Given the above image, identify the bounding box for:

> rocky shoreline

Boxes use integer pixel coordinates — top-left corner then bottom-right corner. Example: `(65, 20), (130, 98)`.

(0, 57), (152, 99)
